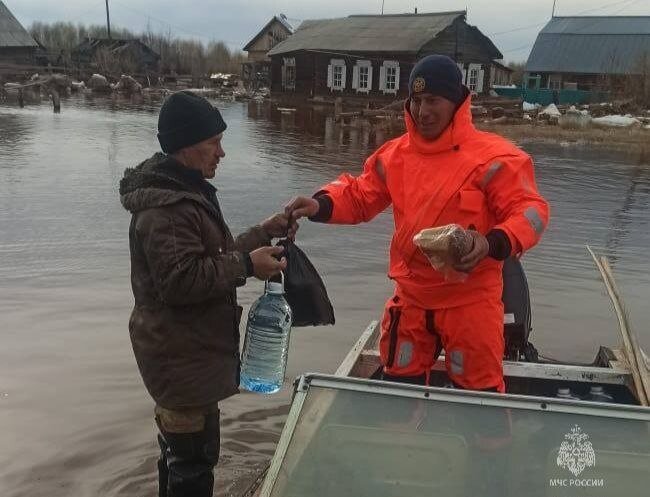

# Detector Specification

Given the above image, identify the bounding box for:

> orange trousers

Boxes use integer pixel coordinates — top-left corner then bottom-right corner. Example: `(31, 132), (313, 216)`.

(379, 294), (505, 392)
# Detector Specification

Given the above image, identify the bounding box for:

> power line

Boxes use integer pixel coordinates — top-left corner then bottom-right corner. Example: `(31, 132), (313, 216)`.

(499, 0), (645, 56)
(489, 0), (643, 37)
(110, 0), (244, 49)
(573, 0), (638, 16)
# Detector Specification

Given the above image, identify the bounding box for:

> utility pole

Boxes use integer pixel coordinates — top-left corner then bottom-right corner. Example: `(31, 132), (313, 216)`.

(552, 0), (557, 18)
(381, 0), (385, 15)
(105, 0), (112, 39)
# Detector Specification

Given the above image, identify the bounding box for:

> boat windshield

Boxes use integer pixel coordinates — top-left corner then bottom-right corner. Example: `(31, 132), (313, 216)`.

(261, 374), (650, 497)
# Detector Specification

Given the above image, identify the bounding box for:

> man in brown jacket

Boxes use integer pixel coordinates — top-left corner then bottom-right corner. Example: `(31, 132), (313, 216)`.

(120, 91), (293, 497)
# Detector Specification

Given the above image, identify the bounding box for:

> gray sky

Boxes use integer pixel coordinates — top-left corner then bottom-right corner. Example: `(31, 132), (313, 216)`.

(7, 0), (650, 62)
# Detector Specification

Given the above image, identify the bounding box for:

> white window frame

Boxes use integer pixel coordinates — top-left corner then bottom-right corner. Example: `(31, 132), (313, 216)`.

(468, 67), (479, 92)
(352, 60), (372, 93)
(282, 57), (296, 91)
(548, 74), (562, 90)
(466, 63), (485, 93)
(379, 60), (400, 95)
(327, 59), (346, 91)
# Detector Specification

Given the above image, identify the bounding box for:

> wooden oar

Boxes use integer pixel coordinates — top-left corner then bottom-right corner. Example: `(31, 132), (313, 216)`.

(587, 246), (649, 406)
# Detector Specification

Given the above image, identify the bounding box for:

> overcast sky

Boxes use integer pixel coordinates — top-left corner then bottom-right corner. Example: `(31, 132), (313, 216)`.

(7, 0), (650, 62)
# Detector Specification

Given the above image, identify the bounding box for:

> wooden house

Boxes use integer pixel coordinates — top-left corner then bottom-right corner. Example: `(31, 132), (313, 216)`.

(71, 37), (160, 76)
(0, 1), (38, 68)
(242, 14), (294, 87)
(267, 11), (506, 101)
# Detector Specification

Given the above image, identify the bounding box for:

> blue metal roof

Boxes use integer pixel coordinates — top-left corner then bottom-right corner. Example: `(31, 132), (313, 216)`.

(526, 16), (650, 75)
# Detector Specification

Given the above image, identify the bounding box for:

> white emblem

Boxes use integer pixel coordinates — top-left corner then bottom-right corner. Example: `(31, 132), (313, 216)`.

(556, 425), (596, 477)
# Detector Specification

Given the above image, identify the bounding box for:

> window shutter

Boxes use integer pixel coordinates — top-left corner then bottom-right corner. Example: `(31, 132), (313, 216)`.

(394, 64), (401, 91)
(327, 64), (333, 89)
(352, 65), (359, 90)
(341, 64), (347, 90)
(379, 65), (386, 91)
(367, 65), (374, 91)
(457, 63), (466, 84)
(477, 68), (485, 93)
(281, 65), (287, 89)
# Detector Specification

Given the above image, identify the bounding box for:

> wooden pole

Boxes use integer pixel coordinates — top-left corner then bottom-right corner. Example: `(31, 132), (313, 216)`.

(587, 246), (649, 405)
(50, 88), (61, 113)
(105, 0), (112, 39)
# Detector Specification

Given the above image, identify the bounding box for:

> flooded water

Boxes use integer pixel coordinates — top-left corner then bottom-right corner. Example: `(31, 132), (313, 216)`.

(1, 94), (649, 497)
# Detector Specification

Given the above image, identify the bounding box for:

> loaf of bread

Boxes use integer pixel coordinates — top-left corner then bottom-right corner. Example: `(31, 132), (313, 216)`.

(413, 224), (473, 270)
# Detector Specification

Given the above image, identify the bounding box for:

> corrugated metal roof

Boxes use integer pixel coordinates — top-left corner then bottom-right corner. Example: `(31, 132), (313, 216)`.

(0, 1), (38, 48)
(541, 16), (650, 35)
(526, 16), (650, 75)
(268, 11), (466, 56)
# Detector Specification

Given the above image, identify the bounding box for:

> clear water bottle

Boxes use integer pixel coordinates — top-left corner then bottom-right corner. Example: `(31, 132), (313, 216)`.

(240, 276), (292, 394)
(584, 385), (614, 403)
(556, 387), (580, 400)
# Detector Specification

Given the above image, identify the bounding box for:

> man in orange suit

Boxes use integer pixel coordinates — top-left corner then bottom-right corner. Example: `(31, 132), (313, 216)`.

(286, 55), (549, 393)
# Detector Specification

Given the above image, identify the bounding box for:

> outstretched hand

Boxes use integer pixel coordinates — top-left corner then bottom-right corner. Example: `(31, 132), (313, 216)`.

(284, 196), (320, 221)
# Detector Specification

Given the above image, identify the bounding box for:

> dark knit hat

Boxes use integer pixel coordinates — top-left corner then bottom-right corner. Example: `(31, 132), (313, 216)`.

(157, 91), (227, 154)
(408, 55), (464, 105)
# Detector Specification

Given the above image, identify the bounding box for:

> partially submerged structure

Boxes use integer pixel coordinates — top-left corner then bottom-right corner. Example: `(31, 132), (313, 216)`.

(266, 11), (509, 100)
(71, 37), (160, 77)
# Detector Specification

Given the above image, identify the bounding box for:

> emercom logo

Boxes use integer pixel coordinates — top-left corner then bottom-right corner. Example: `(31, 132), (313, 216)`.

(557, 424), (596, 476)
(549, 424), (604, 488)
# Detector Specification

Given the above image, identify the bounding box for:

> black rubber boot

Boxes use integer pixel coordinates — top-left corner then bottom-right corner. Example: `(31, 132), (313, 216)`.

(157, 434), (170, 497)
(158, 411), (220, 497)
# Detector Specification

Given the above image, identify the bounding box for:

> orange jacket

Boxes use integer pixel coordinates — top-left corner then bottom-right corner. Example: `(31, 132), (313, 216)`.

(316, 95), (549, 309)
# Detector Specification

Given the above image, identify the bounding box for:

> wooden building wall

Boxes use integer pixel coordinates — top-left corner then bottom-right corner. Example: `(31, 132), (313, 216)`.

(271, 51), (417, 99)
(246, 20), (292, 63)
(0, 47), (35, 66)
(270, 18), (500, 99)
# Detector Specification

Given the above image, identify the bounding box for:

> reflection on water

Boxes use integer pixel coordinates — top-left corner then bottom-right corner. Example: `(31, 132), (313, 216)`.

(0, 94), (649, 496)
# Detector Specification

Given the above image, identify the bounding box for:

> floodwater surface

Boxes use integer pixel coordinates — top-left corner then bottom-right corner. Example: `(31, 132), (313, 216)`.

(1, 94), (649, 496)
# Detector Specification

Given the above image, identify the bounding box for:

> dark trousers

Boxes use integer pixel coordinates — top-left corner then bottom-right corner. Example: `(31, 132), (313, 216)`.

(156, 410), (220, 497)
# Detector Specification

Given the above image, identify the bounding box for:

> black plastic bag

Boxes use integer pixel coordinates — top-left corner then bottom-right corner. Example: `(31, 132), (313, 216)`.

(275, 239), (335, 327)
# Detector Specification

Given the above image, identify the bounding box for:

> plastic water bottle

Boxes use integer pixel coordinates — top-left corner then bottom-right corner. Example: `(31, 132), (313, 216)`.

(240, 276), (292, 394)
(584, 385), (614, 403)
(556, 387), (580, 400)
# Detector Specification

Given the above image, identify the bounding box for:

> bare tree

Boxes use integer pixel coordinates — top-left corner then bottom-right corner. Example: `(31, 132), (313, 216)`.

(29, 21), (244, 79)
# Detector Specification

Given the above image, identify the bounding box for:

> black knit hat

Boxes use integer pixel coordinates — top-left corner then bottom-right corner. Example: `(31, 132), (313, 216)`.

(157, 91), (227, 154)
(408, 54), (464, 105)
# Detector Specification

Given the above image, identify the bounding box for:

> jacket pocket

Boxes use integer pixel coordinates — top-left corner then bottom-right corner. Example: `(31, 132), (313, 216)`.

(459, 190), (485, 214)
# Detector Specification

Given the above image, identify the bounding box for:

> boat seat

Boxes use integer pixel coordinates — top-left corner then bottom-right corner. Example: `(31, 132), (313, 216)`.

(502, 257), (534, 361)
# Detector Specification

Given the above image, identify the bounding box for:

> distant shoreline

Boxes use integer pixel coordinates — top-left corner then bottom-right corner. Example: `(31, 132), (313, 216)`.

(477, 122), (650, 153)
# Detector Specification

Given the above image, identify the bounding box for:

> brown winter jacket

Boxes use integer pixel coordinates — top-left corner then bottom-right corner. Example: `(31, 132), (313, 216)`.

(120, 153), (270, 408)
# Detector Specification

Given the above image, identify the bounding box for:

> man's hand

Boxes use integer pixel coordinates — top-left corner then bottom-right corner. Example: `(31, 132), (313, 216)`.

(250, 246), (287, 280)
(261, 213), (299, 240)
(284, 196), (320, 220)
(453, 230), (489, 273)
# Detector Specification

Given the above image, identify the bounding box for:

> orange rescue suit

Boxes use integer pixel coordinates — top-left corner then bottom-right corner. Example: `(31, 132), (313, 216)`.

(316, 95), (549, 391)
